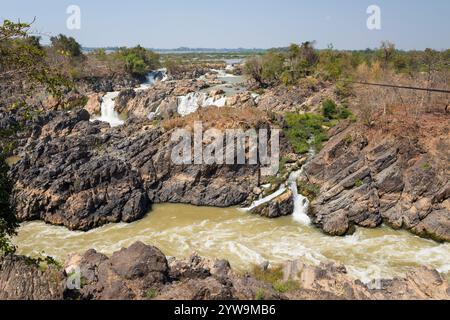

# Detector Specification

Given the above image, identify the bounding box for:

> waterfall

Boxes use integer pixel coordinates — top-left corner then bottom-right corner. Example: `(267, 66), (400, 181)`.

(96, 91), (124, 127)
(136, 68), (168, 91)
(288, 170), (311, 225)
(177, 92), (227, 116)
(95, 69), (167, 126)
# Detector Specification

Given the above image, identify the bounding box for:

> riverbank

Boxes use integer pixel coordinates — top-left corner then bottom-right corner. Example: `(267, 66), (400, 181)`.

(14, 203), (450, 284)
(2, 241), (449, 300)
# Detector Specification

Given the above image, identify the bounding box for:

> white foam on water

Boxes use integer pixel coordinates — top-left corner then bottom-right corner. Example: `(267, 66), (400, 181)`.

(288, 170), (312, 225)
(177, 92), (227, 116)
(95, 69), (167, 126)
(241, 187), (288, 212)
(95, 91), (124, 127)
(14, 204), (450, 282)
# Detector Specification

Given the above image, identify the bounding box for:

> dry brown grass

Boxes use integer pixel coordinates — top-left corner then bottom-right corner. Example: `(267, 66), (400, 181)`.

(352, 68), (449, 127)
(161, 106), (272, 131)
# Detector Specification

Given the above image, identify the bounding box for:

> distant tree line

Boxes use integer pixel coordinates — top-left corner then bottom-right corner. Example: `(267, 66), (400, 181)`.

(244, 41), (450, 87)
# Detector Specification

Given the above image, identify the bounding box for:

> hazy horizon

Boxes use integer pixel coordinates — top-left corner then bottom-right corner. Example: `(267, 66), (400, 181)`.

(1, 0), (449, 50)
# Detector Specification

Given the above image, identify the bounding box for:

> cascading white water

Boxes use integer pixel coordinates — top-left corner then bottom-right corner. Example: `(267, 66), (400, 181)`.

(96, 69), (167, 126)
(211, 68), (236, 78)
(177, 92), (228, 116)
(288, 170), (311, 225)
(136, 68), (168, 91)
(96, 91), (124, 127)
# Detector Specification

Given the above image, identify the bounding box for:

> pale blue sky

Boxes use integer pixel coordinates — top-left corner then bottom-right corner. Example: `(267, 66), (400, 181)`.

(1, 0), (449, 50)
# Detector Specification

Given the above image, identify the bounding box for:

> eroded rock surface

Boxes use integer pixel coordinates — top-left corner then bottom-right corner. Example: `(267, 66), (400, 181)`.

(305, 115), (450, 241)
(2, 242), (448, 300)
(10, 109), (262, 230)
(0, 255), (65, 300)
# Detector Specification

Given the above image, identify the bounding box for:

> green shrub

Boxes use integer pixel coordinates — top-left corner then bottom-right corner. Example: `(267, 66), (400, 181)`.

(255, 289), (266, 300)
(322, 99), (338, 119)
(284, 113), (329, 154)
(145, 289), (158, 299)
(355, 179), (364, 187)
(252, 265), (299, 294)
(339, 107), (352, 119)
(297, 181), (321, 201)
(273, 280), (299, 293)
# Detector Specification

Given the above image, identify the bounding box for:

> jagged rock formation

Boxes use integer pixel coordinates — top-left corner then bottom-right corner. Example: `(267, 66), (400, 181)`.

(119, 79), (210, 118)
(304, 114), (450, 242)
(0, 255), (65, 300)
(10, 109), (263, 230)
(1, 242), (448, 300)
(250, 190), (294, 218)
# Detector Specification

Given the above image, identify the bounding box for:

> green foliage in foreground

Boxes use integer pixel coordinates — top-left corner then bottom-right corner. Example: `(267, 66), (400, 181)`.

(0, 154), (18, 255)
(252, 265), (299, 294)
(145, 288), (158, 299)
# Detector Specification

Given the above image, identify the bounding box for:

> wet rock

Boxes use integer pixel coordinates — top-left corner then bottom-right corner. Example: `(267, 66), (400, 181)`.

(115, 88), (136, 113)
(322, 209), (350, 236)
(3, 243), (448, 300)
(250, 190), (294, 218)
(84, 93), (103, 116)
(110, 242), (168, 282)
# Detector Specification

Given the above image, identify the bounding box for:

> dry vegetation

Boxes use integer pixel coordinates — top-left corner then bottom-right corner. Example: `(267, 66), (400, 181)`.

(161, 106), (272, 131)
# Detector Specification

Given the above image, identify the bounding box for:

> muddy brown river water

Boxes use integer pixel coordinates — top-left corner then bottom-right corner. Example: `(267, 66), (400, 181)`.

(14, 203), (450, 283)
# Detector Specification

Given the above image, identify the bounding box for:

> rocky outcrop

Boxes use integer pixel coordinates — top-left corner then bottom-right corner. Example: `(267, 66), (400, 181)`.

(282, 259), (450, 300)
(84, 93), (103, 116)
(250, 190), (294, 218)
(256, 83), (324, 112)
(64, 242), (169, 299)
(0, 255), (65, 300)
(227, 92), (257, 109)
(115, 89), (136, 114)
(168, 63), (225, 80)
(122, 80), (209, 118)
(2, 242), (448, 300)
(77, 76), (140, 94)
(10, 109), (262, 230)
(304, 115), (450, 241)
(63, 242), (279, 300)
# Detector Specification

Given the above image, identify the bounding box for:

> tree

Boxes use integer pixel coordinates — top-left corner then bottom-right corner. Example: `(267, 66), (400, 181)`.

(261, 49), (284, 85)
(0, 154), (18, 255)
(115, 46), (160, 77)
(244, 56), (264, 87)
(378, 41), (396, 70)
(285, 42), (318, 83)
(50, 34), (82, 57)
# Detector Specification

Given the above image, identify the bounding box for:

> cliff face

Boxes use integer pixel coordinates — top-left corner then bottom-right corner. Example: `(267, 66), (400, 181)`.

(304, 112), (450, 242)
(9, 109), (267, 231)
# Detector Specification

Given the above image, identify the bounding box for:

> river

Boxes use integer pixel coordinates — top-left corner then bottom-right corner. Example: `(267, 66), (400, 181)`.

(14, 203), (450, 283)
